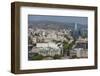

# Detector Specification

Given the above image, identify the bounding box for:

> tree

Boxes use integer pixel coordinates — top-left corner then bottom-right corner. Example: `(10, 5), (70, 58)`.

(53, 54), (61, 59)
(32, 54), (44, 60)
(63, 39), (76, 56)
(63, 41), (69, 55)
(71, 55), (77, 59)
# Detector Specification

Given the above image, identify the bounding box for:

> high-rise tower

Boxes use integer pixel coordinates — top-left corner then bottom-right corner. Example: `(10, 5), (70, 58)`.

(75, 23), (77, 30)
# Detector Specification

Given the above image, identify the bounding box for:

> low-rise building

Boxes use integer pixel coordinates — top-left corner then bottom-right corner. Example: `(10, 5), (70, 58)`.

(70, 38), (88, 58)
(30, 42), (63, 56)
(70, 48), (88, 58)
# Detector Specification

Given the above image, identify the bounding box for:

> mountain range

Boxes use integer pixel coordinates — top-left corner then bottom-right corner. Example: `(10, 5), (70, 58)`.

(28, 20), (87, 31)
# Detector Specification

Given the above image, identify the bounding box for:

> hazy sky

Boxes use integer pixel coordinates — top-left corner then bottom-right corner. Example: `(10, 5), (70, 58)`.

(28, 15), (88, 25)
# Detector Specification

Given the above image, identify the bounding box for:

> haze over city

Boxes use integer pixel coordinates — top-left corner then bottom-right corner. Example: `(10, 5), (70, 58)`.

(28, 15), (88, 60)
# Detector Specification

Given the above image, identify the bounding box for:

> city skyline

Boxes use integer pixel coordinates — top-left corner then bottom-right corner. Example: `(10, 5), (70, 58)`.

(28, 15), (88, 60)
(28, 15), (88, 25)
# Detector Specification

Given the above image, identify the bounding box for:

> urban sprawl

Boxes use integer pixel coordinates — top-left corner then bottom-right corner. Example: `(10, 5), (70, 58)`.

(28, 23), (88, 60)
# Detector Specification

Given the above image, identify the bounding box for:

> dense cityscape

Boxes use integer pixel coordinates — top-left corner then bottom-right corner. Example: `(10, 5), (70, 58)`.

(28, 20), (88, 60)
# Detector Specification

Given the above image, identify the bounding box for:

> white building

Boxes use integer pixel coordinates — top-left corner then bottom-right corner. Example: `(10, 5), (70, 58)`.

(31, 42), (63, 56)
(36, 42), (61, 49)
(70, 48), (88, 58)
